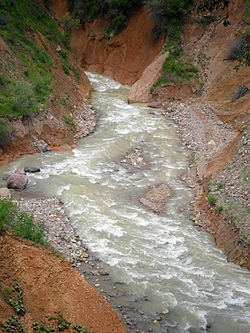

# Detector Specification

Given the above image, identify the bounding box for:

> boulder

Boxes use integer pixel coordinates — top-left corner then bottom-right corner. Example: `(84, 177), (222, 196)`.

(7, 173), (28, 190)
(2, 173), (11, 181)
(37, 140), (49, 153)
(24, 166), (41, 173)
(15, 168), (26, 175)
(0, 187), (11, 198)
(147, 101), (163, 109)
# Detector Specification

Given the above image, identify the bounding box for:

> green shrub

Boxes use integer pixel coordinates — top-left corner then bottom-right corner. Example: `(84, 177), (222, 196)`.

(0, 119), (10, 148)
(67, 0), (142, 36)
(61, 14), (80, 34)
(0, 199), (46, 246)
(217, 182), (224, 189)
(147, 0), (194, 40)
(207, 194), (217, 205)
(64, 115), (74, 125)
(216, 205), (223, 212)
(62, 65), (70, 75)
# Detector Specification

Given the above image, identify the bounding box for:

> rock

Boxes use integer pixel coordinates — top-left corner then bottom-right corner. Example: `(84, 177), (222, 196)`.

(0, 187), (11, 198)
(15, 168), (26, 175)
(56, 45), (62, 53)
(208, 140), (216, 146)
(147, 101), (162, 108)
(37, 140), (49, 153)
(7, 173), (28, 190)
(128, 52), (169, 103)
(2, 173), (11, 181)
(24, 166), (41, 173)
(232, 85), (248, 101)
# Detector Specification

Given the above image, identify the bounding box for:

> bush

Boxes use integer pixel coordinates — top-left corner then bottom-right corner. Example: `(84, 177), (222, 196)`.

(61, 14), (80, 34)
(0, 119), (9, 148)
(0, 199), (46, 245)
(67, 0), (142, 36)
(216, 205), (223, 212)
(207, 194), (217, 205)
(147, 0), (193, 40)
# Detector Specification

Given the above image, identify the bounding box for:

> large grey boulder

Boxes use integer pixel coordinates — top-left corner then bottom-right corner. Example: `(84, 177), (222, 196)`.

(7, 173), (28, 190)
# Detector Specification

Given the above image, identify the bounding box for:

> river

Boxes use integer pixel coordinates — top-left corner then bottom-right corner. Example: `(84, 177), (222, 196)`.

(1, 72), (249, 332)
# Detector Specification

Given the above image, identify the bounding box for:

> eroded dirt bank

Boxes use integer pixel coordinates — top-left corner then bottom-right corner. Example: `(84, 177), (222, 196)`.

(0, 232), (126, 333)
(51, 0), (165, 85)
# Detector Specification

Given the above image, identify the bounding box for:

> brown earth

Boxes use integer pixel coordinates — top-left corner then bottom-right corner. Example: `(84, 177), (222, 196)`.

(0, 232), (126, 333)
(51, 0), (165, 85)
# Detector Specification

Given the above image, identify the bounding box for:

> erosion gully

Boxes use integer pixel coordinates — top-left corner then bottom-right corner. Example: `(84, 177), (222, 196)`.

(1, 72), (249, 333)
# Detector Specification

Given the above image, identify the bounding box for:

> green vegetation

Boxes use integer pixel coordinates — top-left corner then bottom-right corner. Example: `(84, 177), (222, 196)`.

(217, 182), (225, 190)
(64, 115), (74, 125)
(216, 205), (223, 212)
(66, 0), (142, 37)
(1, 284), (95, 332)
(207, 194), (217, 205)
(0, 0), (65, 120)
(0, 118), (10, 148)
(147, 0), (194, 40)
(152, 52), (201, 90)
(0, 199), (46, 245)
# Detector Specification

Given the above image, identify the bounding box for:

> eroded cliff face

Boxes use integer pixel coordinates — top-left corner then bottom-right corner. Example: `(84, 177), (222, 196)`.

(51, 0), (165, 85)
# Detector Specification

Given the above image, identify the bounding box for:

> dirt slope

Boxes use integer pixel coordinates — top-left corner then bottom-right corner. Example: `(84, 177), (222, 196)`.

(51, 1), (165, 85)
(0, 233), (126, 333)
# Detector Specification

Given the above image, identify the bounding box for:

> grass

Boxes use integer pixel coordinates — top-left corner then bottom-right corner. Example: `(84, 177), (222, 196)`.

(152, 51), (201, 91)
(63, 115), (74, 125)
(0, 199), (47, 246)
(0, 0), (61, 117)
(207, 194), (217, 205)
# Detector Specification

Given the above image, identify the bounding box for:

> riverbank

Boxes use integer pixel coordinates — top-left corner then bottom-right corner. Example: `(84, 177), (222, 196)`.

(10, 196), (174, 333)
(162, 99), (250, 269)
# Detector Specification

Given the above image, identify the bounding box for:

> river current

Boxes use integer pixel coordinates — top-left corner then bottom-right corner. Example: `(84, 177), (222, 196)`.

(1, 72), (249, 332)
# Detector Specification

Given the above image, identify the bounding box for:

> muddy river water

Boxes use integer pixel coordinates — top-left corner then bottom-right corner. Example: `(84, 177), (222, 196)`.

(1, 72), (249, 332)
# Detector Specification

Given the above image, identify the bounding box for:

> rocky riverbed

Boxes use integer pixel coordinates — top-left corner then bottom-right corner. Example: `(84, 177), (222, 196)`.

(9, 195), (177, 333)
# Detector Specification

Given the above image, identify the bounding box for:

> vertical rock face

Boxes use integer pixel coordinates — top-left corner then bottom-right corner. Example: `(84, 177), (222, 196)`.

(67, 7), (165, 85)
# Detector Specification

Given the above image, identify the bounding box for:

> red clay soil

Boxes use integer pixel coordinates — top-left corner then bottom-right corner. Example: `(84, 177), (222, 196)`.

(0, 233), (126, 333)
(51, 0), (165, 85)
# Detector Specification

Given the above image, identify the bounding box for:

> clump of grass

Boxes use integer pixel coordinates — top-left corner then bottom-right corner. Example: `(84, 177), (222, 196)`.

(217, 182), (225, 190)
(216, 205), (223, 212)
(153, 52), (200, 90)
(207, 194), (217, 205)
(0, 199), (46, 246)
(63, 115), (74, 125)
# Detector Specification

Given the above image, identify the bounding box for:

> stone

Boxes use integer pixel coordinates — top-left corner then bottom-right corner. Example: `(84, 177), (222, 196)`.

(2, 173), (11, 181)
(37, 140), (49, 153)
(56, 45), (62, 53)
(7, 173), (28, 190)
(15, 168), (26, 175)
(0, 187), (11, 198)
(232, 85), (248, 101)
(147, 101), (162, 109)
(24, 166), (41, 173)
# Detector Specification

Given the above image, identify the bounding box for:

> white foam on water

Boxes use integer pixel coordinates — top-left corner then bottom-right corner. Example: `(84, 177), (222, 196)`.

(1, 72), (250, 332)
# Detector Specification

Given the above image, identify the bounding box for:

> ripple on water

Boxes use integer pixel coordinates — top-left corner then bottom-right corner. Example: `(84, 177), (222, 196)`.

(0, 72), (250, 333)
